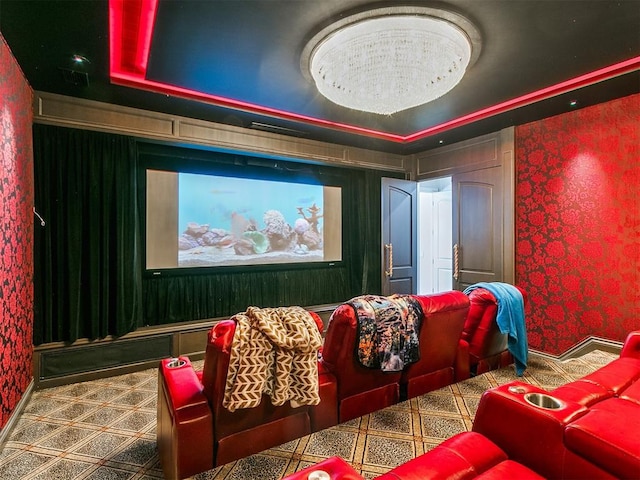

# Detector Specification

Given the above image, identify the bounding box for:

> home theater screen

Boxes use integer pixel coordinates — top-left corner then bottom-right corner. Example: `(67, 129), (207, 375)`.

(145, 168), (342, 271)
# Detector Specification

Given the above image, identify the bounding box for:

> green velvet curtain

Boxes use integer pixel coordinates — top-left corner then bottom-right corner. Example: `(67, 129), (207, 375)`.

(33, 125), (142, 344)
(33, 124), (398, 341)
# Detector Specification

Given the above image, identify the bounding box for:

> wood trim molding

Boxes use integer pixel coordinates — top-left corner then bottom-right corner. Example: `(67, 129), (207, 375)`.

(33, 92), (408, 172)
(415, 127), (516, 284)
(415, 130), (503, 178)
(32, 303), (340, 389)
(0, 380), (34, 449)
(530, 336), (623, 362)
(500, 127), (516, 284)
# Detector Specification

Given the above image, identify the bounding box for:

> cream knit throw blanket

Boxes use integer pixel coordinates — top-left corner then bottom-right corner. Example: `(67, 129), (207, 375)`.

(222, 306), (323, 412)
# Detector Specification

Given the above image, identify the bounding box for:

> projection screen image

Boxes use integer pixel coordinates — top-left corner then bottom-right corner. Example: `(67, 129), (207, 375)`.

(146, 170), (342, 270)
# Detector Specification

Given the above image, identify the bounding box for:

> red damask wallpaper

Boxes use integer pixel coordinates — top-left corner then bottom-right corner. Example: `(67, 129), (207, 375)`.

(516, 93), (639, 355)
(0, 34), (34, 429)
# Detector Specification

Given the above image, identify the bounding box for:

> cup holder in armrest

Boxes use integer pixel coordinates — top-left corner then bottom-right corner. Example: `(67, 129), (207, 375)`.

(524, 392), (565, 410)
(166, 358), (187, 369)
(308, 471), (330, 480)
(508, 385), (527, 394)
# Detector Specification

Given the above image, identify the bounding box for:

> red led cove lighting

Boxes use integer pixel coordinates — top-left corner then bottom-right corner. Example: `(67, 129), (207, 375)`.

(109, 0), (640, 144)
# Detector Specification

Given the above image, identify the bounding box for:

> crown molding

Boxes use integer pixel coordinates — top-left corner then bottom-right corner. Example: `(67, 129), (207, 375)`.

(33, 91), (411, 173)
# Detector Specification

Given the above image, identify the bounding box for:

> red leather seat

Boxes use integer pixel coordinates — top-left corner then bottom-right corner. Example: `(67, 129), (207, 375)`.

(462, 286), (527, 375)
(200, 320), (315, 466)
(282, 433), (545, 480)
(319, 302), (403, 423)
(564, 398), (640, 479)
(473, 330), (640, 480)
(376, 432), (545, 480)
(281, 456), (365, 480)
(551, 331), (640, 407)
(157, 311), (329, 479)
(319, 291), (470, 422)
(401, 291), (470, 399)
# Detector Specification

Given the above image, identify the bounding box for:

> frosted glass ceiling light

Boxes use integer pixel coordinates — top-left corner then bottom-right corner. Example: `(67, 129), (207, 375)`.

(301, 7), (481, 115)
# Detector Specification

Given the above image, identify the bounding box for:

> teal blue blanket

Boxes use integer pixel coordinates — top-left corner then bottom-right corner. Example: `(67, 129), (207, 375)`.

(463, 282), (528, 376)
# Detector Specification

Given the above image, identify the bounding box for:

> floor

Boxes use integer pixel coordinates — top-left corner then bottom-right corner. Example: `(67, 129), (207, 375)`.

(0, 350), (616, 480)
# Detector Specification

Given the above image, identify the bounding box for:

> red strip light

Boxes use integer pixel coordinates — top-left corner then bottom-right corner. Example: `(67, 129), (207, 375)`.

(109, 0), (640, 144)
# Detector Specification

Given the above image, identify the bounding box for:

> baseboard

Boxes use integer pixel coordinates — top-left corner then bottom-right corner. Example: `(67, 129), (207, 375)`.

(530, 335), (623, 362)
(34, 333), (175, 389)
(0, 379), (34, 450)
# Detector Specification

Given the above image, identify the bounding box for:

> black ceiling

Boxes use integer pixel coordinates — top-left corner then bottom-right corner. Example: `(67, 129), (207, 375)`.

(1, 0), (639, 155)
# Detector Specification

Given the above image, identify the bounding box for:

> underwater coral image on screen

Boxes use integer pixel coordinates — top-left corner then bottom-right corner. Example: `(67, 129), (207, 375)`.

(145, 169), (342, 270)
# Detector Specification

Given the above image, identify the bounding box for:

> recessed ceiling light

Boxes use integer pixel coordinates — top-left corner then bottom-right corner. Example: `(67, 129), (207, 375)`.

(72, 54), (90, 64)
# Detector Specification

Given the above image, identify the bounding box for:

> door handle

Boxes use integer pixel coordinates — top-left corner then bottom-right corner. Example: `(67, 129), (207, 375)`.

(453, 243), (460, 281)
(385, 243), (393, 277)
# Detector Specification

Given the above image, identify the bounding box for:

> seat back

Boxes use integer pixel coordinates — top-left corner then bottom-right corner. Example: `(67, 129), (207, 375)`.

(400, 291), (470, 399)
(620, 330), (640, 359)
(200, 312), (324, 465)
(320, 303), (403, 422)
(463, 286), (527, 375)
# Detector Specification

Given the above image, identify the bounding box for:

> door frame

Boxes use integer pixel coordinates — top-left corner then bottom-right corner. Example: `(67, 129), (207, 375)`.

(412, 127), (515, 285)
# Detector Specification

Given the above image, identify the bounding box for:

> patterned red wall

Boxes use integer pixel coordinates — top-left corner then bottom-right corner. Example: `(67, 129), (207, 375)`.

(516, 93), (640, 355)
(0, 34), (34, 429)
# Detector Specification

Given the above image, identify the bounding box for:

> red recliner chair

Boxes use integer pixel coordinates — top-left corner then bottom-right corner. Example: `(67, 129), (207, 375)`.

(157, 311), (333, 480)
(400, 291), (470, 399)
(462, 286), (527, 375)
(319, 291), (472, 422)
(282, 432), (545, 480)
(318, 301), (404, 423)
(472, 331), (640, 480)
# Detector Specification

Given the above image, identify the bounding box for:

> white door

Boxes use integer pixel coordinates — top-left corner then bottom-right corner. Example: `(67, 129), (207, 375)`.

(433, 191), (453, 292)
(418, 179), (452, 294)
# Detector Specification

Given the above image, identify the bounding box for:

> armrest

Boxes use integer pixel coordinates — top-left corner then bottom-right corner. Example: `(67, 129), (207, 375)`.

(310, 369), (338, 432)
(377, 431), (508, 480)
(161, 358), (211, 418)
(620, 331), (640, 359)
(281, 456), (364, 480)
(158, 357), (214, 479)
(454, 338), (470, 382)
(472, 381), (587, 479)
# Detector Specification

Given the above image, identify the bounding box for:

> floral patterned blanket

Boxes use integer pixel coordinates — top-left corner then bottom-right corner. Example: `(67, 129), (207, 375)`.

(347, 294), (423, 372)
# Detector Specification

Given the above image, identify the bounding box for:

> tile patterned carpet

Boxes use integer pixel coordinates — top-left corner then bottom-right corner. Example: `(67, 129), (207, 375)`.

(0, 350), (616, 480)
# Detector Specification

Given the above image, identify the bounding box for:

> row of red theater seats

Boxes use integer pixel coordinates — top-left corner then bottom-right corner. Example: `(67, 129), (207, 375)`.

(284, 330), (640, 480)
(157, 287), (522, 479)
(283, 431), (544, 480)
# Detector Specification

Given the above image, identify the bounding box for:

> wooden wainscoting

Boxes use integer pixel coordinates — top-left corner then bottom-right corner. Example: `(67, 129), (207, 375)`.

(33, 304), (339, 390)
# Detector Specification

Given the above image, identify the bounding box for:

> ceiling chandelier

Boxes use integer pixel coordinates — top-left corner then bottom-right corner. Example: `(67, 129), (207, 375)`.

(301, 6), (481, 115)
